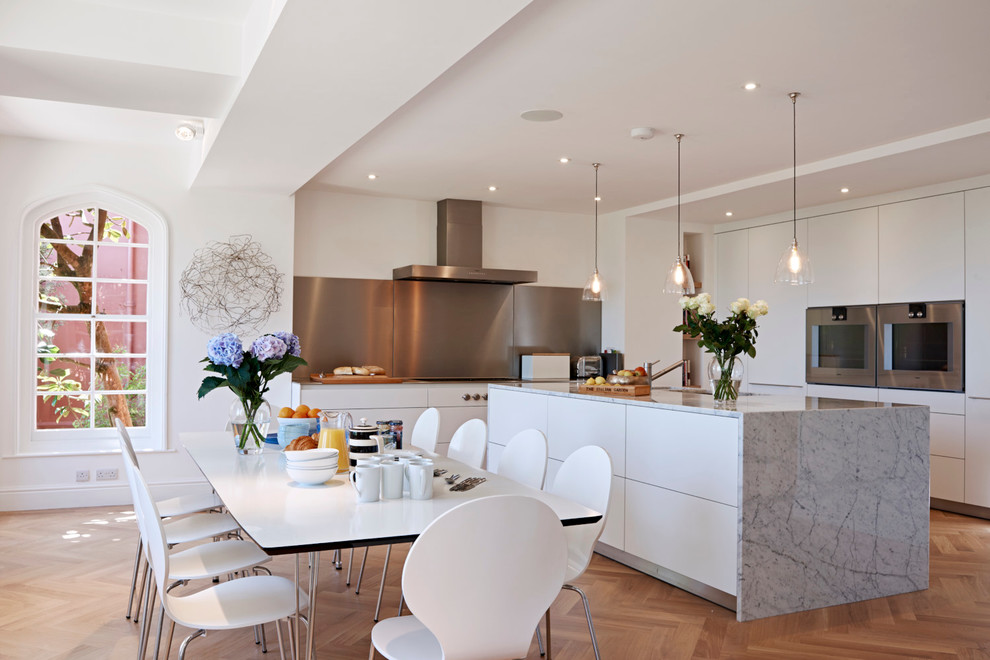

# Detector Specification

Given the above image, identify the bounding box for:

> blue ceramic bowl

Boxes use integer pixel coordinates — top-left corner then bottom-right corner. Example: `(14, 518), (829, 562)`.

(277, 420), (315, 449)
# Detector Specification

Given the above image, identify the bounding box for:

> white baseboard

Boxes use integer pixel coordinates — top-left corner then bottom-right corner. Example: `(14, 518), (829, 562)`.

(0, 480), (213, 512)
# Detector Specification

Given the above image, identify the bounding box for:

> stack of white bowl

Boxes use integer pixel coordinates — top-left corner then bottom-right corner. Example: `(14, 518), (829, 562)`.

(284, 448), (339, 485)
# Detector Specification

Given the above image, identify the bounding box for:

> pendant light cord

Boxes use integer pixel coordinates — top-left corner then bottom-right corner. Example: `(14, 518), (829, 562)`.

(791, 92), (799, 242)
(675, 134), (683, 257)
(593, 162), (600, 270)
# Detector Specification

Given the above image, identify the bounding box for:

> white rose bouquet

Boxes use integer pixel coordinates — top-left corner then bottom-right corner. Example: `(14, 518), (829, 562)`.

(673, 294), (769, 402)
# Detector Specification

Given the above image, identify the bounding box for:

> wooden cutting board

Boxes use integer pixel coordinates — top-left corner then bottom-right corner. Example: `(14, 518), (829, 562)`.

(309, 374), (404, 384)
(578, 383), (651, 397)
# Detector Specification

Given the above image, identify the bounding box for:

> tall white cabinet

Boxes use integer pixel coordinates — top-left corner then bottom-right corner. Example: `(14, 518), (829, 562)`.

(878, 193), (965, 304)
(808, 207), (879, 307)
(965, 187), (990, 507)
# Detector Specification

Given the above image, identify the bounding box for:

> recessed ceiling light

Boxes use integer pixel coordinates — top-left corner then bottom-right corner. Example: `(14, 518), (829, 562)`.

(743, 82), (759, 91)
(559, 157), (570, 163)
(594, 196), (601, 202)
(174, 121), (202, 141)
(489, 186), (497, 192)
(368, 173), (377, 180)
(725, 211), (733, 217)
(520, 109), (563, 122)
(840, 187), (850, 193)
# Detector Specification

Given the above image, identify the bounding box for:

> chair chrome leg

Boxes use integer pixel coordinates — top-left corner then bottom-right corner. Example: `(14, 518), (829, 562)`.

(126, 539), (143, 619)
(355, 547), (369, 594)
(164, 619), (176, 660)
(151, 600), (167, 660)
(535, 622), (545, 656)
(260, 623), (269, 653)
(373, 545), (391, 622)
(177, 629), (206, 660)
(333, 548), (342, 569)
(133, 557), (148, 623)
(137, 570), (153, 657)
(275, 620), (285, 660)
(346, 548), (354, 586)
(545, 609), (552, 660)
(397, 593), (404, 617)
(563, 584), (600, 660)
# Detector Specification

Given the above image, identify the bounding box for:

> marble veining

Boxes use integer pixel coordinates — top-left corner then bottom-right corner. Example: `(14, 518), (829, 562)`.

(737, 406), (930, 620)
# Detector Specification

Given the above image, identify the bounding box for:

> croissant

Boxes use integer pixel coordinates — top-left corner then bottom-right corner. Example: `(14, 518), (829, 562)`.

(285, 435), (318, 451)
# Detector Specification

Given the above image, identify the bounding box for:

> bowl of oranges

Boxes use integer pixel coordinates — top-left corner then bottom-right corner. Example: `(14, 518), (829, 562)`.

(277, 404), (321, 435)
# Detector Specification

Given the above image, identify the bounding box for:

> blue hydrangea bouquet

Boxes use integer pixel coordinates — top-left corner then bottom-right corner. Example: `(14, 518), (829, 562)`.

(198, 331), (307, 452)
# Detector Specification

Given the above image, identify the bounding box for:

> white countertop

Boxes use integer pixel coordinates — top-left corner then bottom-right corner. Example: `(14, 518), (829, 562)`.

(489, 382), (924, 417)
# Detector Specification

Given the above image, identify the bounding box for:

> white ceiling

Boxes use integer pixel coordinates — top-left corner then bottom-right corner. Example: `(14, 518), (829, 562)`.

(2, 0), (990, 223)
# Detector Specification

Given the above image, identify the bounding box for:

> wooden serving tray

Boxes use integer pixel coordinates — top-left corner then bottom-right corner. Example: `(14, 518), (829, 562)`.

(578, 383), (652, 397)
(309, 374), (404, 384)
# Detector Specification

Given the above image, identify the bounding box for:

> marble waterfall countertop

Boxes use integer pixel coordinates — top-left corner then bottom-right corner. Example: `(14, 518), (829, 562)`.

(488, 382), (931, 621)
(491, 380), (910, 416)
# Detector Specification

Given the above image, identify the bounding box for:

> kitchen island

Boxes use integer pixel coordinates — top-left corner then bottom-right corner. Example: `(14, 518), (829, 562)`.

(486, 383), (930, 621)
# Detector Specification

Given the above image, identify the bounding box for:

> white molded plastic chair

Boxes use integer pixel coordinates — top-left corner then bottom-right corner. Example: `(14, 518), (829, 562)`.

(496, 429), (548, 490)
(446, 418), (487, 469)
(545, 445), (613, 660)
(409, 407), (440, 454)
(117, 422), (273, 659)
(370, 495), (567, 660)
(128, 447), (307, 660)
(115, 420), (235, 624)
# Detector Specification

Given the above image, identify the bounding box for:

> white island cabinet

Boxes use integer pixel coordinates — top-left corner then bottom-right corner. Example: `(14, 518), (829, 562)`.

(488, 383), (930, 622)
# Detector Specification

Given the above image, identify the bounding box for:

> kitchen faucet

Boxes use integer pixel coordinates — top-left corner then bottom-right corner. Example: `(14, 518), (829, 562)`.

(644, 358), (688, 385)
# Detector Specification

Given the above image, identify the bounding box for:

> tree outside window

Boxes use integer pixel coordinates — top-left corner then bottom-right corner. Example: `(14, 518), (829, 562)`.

(36, 208), (148, 430)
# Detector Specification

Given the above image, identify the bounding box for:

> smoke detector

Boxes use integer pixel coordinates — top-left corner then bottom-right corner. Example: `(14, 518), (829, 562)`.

(630, 127), (655, 140)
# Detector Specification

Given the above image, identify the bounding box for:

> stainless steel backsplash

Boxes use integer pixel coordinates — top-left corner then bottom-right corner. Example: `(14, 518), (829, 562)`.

(293, 277), (601, 379)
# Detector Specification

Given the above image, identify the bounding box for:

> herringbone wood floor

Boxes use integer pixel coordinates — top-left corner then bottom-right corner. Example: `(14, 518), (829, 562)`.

(2, 507), (990, 659)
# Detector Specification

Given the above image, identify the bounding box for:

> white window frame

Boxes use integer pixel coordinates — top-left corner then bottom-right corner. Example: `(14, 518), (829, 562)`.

(17, 189), (168, 454)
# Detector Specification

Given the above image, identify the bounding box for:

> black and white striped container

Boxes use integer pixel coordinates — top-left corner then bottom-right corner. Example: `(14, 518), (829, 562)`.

(347, 418), (382, 468)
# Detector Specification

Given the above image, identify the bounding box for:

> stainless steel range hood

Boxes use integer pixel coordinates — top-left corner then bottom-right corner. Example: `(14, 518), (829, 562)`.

(393, 199), (538, 284)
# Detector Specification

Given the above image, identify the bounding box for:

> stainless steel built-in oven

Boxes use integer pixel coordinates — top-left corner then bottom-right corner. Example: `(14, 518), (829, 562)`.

(806, 305), (878, 387)
(878, 301), (964, 392)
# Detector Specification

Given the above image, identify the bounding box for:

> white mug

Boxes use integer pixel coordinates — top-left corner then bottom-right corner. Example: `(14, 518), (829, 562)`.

(381, 461), (404, 499)
(407, 462), (434, 500)
(355, 456), (383, 469)
(350, 464), (381, 503)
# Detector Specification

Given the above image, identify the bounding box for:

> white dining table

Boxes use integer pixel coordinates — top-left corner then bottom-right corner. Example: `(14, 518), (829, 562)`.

(181, 432), (602, 659)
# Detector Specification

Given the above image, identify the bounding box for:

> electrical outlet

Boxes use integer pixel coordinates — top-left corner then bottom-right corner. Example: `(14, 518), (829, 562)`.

(96, 468), (118, 481)
(75, 470), (90, 482)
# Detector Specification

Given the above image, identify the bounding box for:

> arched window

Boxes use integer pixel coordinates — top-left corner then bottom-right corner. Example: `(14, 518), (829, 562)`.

(20, 191), (167, 453)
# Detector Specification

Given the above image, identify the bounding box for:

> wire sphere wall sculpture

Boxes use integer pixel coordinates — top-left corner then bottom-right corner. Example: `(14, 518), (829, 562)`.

(180, 234), (284, 335)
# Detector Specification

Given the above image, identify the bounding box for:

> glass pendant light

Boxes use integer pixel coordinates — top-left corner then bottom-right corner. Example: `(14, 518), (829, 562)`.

(773, 92), (815, 285)
(662, 134), (696, 295)
(582, 163), (606, 301)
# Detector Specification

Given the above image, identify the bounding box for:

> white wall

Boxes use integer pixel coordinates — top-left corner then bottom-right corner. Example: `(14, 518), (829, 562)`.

(294, 189), (595, 288)
(0, 135), (294, 510)
(623, 215), (683, 384)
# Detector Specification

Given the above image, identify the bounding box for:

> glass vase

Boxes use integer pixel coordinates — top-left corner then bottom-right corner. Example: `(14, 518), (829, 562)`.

(229, 398), (271, 455)
(707, 355), (744, 408)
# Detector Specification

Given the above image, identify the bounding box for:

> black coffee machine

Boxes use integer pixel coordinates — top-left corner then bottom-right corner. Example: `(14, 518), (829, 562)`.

(599, 351), (624, 376)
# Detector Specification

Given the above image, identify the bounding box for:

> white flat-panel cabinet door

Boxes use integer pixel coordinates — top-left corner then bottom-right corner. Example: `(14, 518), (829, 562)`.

(965, 188), (990, 397)
(715, 230), (750, 389)
(931, 456), (964, 502)
(625, 480), (738, 595)
(965, 397), (990, 507)
(547, 396), (626, 476)
(747, 221), (808, 387)
(486, 388), (548, 446)
(808, 208), (879, 307)
(878, 193), (964, 304)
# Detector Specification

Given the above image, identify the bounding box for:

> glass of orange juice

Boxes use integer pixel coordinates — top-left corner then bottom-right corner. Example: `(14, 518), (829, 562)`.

(318, 410), (351, 472)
